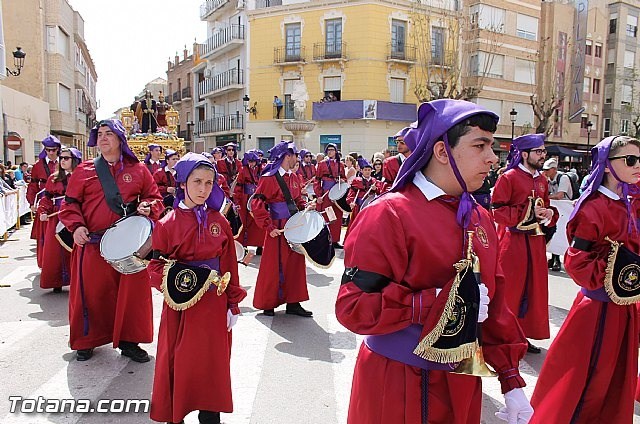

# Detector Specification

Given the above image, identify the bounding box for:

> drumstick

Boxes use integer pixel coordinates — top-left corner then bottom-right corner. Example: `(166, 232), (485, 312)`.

(47, 211), (61, 218)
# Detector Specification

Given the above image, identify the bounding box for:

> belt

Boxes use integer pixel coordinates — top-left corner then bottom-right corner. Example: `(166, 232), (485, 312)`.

(269, 201), (291, 220)
(581, 287), (610, 302)
(322, 180), (336, 192)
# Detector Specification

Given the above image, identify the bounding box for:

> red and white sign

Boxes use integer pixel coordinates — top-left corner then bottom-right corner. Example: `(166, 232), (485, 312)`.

(6, 132), (22, 151)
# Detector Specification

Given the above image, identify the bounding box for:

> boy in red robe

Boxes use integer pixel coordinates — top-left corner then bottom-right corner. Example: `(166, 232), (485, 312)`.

(314, 143), (346, 248)
(250, 141), (312, 317)
(28, 135), (60, 268)
(234, 150), (265, 252)
(336, 99), (531, 424)
(148, 153), (246, 424)
(344, 158), (383, 241)
(297, 149), (316, 200)
(530, 136), (640, 423)
(36, 147), (82, 292)
(144, 143), (163, 175)
(60, 119), (163, 362)
(216, 142), (242, 201)
(492, 134), (558, 353)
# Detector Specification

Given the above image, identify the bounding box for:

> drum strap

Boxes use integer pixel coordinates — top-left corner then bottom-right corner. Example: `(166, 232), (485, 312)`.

(275, 173), (299, 217)
(43, 158), (52, 177)
(94, 156), (135, 217)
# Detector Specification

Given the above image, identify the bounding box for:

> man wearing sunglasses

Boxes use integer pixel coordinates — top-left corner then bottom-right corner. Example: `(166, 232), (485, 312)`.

(27, 135), (61, 268)
(216, 142), (243, 201)
(492, 134), (558, 354)
(381, 127), (413, 192)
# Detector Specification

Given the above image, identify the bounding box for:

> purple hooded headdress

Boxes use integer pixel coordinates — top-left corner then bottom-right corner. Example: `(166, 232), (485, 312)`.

(242, 150), (260, 166)
(202, 152), (213, 159)
(165, 149), (178, 160)
(505, 134), (545, 172)
(88, 119), (138, 164)
(68, 147), (83, 161)
(211, 147), (223, 156)
(569, 136), (638, 234)
(38, 135), (62, 160)
(144, 143), (163, 165)
(391, 99), (499, 231)
(262, 141), (297, 176)
(357, 157), (372, 169)
(394, 127), (416, 152)
(173, 152), (226, 236)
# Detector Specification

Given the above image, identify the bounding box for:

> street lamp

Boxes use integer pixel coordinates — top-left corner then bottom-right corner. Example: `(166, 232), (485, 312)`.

(586, 120), (593, 166)
(509, 108), (518, 141)
(242, 94), (250, 112)
(6, 47), (26, 77)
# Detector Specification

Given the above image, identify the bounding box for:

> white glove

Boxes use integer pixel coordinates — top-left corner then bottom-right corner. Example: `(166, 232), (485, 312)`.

(226, 309), (238, 332)
(495, 388), (533, 424)
(478, 283), (490, 323)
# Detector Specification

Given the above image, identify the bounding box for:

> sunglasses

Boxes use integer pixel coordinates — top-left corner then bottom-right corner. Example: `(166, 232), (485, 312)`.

(45, 148), (59, 152)
(226, 148), (235, 152)
(530, 148), (547, 156)
(305, 154), (312, 158)
(609, 154), (640, 167)
(59, 156), (73, 161)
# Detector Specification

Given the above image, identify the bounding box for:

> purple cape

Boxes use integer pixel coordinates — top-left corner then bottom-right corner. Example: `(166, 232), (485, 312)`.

(262, 141), (297, 176)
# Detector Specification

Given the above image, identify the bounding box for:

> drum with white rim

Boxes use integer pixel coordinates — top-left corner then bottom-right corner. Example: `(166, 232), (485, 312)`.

(328, 182), (351, 213)
(283, 210), (335, 268)
(55, 221), (74, 252)
(100, 216), (153, 274)
(234, 240), (246, 262)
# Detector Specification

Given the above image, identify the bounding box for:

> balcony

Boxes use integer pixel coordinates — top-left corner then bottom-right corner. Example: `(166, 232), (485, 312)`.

(199, 25), (245, 59)
(313, 42), (347, 61)
(198, 69), (244, 98)
(200, 0), (230, 20)
(387, 43), (417, 63)
(172, 91), (182, 104)
(181, 87), (192, 101)
(273, 99), (295, 119)
(196, 114), (245, 136)
(255, 0), (282, 8)
(274, 46), (306, 65)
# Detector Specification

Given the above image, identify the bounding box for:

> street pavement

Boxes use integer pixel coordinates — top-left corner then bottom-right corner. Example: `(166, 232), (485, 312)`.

(1, 222), (639, 423)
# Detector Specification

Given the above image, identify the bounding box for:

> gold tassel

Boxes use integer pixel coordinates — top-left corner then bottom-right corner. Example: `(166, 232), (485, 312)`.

(413, 259), (476, 363)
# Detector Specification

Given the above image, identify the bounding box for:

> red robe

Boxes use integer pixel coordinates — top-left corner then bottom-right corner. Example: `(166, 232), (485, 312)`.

(152, 167), (176, 198)
(28, 158), (57, 268)
(218, 174), (231, 199)
(336, 183), (527, 424)
(344, 176), (383, 241)
(530, 191), (640, 424)
(234, 164), (265, 247)
(148, 207), (247, 423)
(382, 154), (403, 183)
(314, 158), (346, 243)
(250, 171), (308, 310)
(216, 157), (242, 200)
(36, 174), (70, 289)
(492, 166), (558, 339)
(145, 161), (161, 176)
(59, 158), (163, 350)
(298, 162), (316, 199)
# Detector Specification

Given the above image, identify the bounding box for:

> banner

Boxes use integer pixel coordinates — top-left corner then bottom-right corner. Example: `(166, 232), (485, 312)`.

(567, 0), (589, 123)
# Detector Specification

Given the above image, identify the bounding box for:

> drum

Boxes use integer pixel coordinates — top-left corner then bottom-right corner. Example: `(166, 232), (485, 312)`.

(100, 216), (153, 274)
(235, 240), (246, 262)
(360, 194), (376, 210)
(328, 183), (351, 213)
(55, 221), (74, 253)
(246, 193), (255, 213)
(220, 197), (242, 237)
(283, 210), (335, 268)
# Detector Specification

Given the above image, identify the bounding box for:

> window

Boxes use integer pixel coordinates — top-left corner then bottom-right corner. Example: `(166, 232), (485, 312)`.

(627, 15), (638, 37)
(592, 78), (601, 95)
(622, 84), (633, 105)
(603, 118), (611, 137)
(583, 77), (591, 94)
(604, 83), (613, 104)
(624, 50), (635, 68)
(512, 102), (534, 127)
(57, 28), (69, 59)
(610, 18), (617, 34)
(284, 79), (299, 119)
(595, 43), (603, 58)
(58, 84), (71, 113)
(585, 40), (592, 56)
(391, 20), (407, 57)
(469, 5), (505, 32)
(470, 52), (504, 78)
(258, 137), (275, 153)
(325, 19), (342, 57)
(476, 98), (502, 115)
(607, 49), (615, 64)
(390, 78), (405, 103)
(580, 115), (589, 128)
(323, 76), (341, 100)
(514, 59), (536, 84)
(516, 14), (538, 40)
(285, 23), (301, 60)
(431, 27), (445, 65)
(621, 119), (629, 134)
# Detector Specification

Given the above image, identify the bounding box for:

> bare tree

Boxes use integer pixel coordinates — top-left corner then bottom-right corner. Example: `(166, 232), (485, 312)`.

(410, 0), (502, 102)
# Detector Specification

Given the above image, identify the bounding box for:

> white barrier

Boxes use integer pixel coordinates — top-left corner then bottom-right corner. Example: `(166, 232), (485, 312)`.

(547, 199), (575, 256)
(0, 185), (29, 237)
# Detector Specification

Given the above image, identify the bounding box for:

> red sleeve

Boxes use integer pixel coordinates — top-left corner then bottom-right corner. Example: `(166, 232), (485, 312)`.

(491, 173), (527, 227)
(218, 174), (231, 198)
(313, 162), (326, 197)
(218, 215), (247, 311)
(59, 165), (87, 233)
(233, 168), (246, 199)
(26, 161), (44, 205)
(250, 176), (278, 232)
(346, 179), (363, 205)
(153, 169), (168, 197)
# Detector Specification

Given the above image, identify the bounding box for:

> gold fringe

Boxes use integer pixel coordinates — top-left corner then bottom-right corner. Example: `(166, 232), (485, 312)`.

(413, 259), (474, 363)
(602, 237), (640, 305)
(298, 245), (335, 269)
(160, 260), (230, 311)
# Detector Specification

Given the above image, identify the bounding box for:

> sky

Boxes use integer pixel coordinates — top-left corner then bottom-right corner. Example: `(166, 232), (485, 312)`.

(69, 0), (208, 119)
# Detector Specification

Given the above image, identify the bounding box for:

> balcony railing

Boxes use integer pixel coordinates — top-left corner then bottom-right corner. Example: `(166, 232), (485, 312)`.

(274, 46), (306, 64)
(181, 87), (192, 100)
(196, 114), (245, 135)
(172, 91), (181, 103)
(255, 0), (282, 8)
(199, 25), (245, 57)
(273, 99), (294, 119)
(313, 42), (347, 61)
(387, 43), (417, 62)
(200, 0), (229, 19)
(198, 69), (244, 97)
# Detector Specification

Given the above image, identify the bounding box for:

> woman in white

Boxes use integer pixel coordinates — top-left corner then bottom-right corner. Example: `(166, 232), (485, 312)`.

(345, 155), (357, 184)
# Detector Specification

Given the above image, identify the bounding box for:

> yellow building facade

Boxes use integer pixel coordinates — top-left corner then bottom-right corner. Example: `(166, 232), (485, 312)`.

(245, 0), (453, 158)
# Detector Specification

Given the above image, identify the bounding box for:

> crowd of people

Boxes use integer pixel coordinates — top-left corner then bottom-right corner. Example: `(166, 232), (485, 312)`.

(14, 97), (640, 424)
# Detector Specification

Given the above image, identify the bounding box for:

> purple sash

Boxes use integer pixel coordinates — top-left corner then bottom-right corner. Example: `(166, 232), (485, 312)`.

(244, 184), (257, 195)
(186, 257), (221, 292)
(581, 287), (610, 302)
(364, 324), (457, 371)
(269, 201), (291, 220)
(322, 180), (336, 192)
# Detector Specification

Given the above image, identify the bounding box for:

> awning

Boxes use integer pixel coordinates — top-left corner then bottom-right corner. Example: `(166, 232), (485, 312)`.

(546, 145), (583, 158)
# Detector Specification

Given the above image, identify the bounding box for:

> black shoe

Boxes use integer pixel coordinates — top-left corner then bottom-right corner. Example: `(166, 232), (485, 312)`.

(332, 242), (343, 249)
(119, 344), (150, 363)
(198, 411), (221, 424)
(285, 302), (313, 317)
(76, 348), (94, 361)
(52, 287), (63, 293)
(256, 246), (263, 256)
(527, 341), (541, 354)
(547, 258), (554, 269)
(262, 309), (274, 316)
(551, 263), (561, 272)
